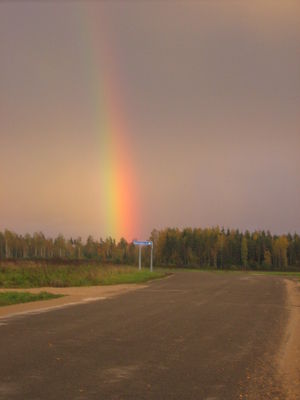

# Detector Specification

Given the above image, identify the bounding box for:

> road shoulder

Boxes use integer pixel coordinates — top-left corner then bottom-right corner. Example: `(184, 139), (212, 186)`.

(279, 278), (300, 400)
(0, 284), (147, 319)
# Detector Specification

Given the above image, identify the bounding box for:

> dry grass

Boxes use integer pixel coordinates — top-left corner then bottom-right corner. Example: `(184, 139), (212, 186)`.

(0, 261), (167, 288)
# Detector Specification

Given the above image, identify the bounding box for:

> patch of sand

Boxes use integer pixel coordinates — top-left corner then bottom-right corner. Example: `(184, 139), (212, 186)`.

(0, 284), (147, 319)
(279, 279), (300, 400)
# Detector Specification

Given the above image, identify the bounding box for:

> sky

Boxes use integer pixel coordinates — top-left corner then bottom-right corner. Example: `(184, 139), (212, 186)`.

(0, 1), (299, 240)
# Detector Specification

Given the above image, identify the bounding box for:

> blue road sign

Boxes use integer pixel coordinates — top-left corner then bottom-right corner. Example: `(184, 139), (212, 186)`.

(133, 240), (153, 246)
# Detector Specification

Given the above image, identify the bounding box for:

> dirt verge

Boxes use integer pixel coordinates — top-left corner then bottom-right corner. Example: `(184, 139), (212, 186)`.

(279, 279), (300, 399)
(0, 284), (147, 319)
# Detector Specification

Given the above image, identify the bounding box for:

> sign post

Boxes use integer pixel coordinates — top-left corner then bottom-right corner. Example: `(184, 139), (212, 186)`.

(133, 240), (153, 272)
(138, 245), (142, 271)
(150, 244), (153, 272)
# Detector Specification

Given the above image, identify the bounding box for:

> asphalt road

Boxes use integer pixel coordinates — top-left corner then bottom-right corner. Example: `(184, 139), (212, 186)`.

(0, 272), (289, 400)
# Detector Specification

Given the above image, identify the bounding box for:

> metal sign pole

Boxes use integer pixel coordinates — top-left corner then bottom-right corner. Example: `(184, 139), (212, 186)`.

(150, 244), (153, 272)
(138, 245), (142, 270)
(133, 240), (153, 272)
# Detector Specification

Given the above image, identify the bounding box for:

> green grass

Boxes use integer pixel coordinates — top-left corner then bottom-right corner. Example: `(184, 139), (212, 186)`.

(155, 266), (300, 279)
(247, 270), (300, 278)
(100, 270), (166, 285)
(2, 261), (297, 290)
(0, 291), (64, 307)
(0, 262), (169, 288)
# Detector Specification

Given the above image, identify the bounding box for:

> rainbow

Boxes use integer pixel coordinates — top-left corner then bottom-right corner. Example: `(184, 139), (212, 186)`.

(79, 7), (139, 241)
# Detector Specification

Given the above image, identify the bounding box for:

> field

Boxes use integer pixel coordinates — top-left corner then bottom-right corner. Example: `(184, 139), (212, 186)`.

(1, 261), (299, 290)
(0, 261), (168, 288)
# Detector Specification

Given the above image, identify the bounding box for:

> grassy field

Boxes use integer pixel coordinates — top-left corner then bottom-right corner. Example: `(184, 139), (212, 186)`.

(0, 262), (169, 288)
(247, 270), (300, 278)
(1, 261), (298, 290)
(160, 266), (300, 275)
(0, 291), (64, 307)
(157, 267), (300, 280)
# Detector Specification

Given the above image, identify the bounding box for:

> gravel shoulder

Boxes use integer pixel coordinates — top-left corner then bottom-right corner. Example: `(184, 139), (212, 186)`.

(279, 279), (300, 400)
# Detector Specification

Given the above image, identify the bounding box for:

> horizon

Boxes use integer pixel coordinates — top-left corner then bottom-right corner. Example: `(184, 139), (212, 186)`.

(1, 225), (299, 243)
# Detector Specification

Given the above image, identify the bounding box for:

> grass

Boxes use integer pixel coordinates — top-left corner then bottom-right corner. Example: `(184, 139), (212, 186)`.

(99, 270), (165, 285)
(0, 262), (169, 288)
(247, 270), (300, 278)
(0, 291), (64, 307)
(157, 266), (300, 279)
(1, 261), (297, 290)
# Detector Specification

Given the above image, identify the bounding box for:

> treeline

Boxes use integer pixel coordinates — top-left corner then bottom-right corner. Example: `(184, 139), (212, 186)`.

(0, 230), (136, 264)
(150, 228), (300, 270)
(1, 227), (300, 270)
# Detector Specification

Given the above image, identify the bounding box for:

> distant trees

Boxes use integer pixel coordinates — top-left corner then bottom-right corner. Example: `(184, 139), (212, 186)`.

(273, 236), (289, 269)
(0, 227), (300, 270)
(149, 227), (300, 270)
(241, 237), (248, 268)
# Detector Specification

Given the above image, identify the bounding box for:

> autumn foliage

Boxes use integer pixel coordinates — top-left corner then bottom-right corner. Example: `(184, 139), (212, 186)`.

(0, 227), (300, 270)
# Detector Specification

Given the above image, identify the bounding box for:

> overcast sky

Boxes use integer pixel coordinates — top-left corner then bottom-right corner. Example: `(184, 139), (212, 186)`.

(1, 1), (299, 240)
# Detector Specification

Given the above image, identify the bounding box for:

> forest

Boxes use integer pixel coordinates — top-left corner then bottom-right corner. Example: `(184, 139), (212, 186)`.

(1, 227), (300, 271)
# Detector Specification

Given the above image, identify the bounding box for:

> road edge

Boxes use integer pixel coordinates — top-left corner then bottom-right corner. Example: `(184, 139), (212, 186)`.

(0, 284), (148, 320)
(278, 278), (300, 400)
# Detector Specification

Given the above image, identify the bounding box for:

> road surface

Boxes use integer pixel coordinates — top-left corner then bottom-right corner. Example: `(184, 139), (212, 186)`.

(0, 272), (297, 400)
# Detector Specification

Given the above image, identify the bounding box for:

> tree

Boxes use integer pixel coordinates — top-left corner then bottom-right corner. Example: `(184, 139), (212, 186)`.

(273, 236), (288, 269)
(241, 237), (248, 268)
(263, 249), (272, 269)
